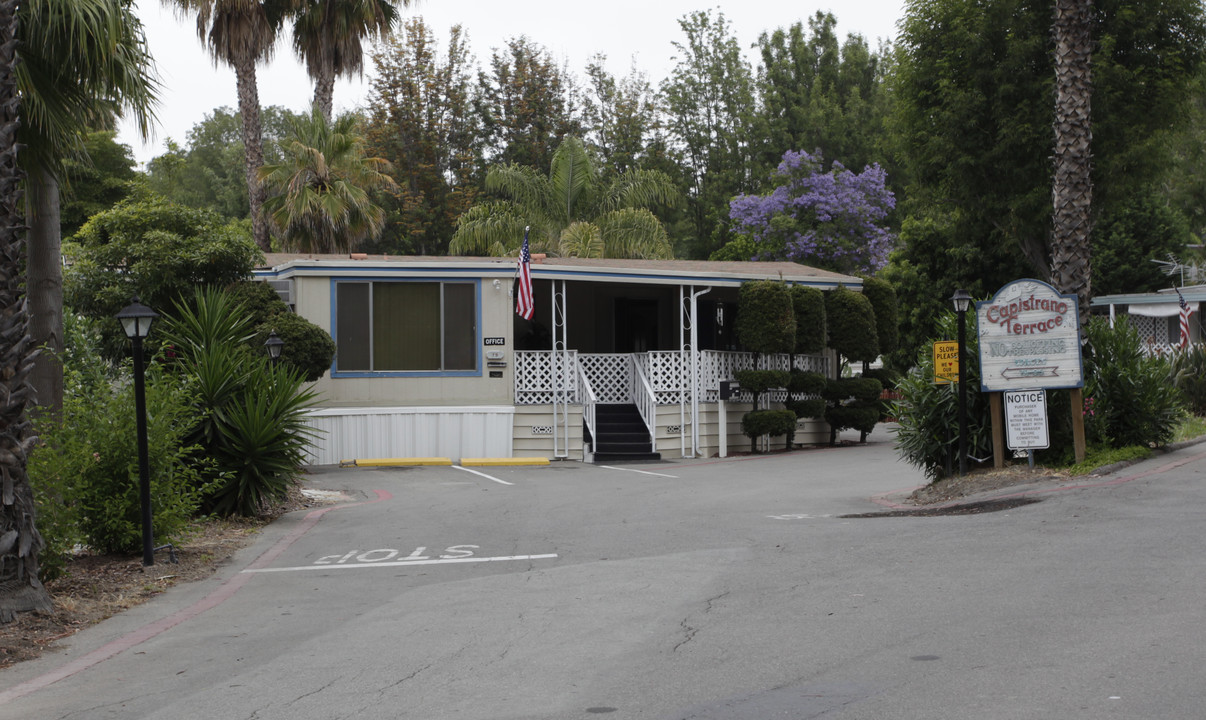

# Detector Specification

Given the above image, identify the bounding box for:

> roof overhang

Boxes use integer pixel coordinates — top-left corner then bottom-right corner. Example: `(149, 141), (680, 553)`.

(254, 255), (863, 290)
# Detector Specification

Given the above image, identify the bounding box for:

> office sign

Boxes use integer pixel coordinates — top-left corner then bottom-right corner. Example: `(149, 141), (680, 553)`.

(977, 279), (1083, 392)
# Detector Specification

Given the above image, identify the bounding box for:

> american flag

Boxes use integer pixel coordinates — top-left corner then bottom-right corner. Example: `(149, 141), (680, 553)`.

(516, 226), (534, 320)
(1177, 286), (1193, 348)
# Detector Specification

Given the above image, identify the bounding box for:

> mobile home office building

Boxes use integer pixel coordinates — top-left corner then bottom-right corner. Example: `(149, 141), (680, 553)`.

(256, 254), (863, 464)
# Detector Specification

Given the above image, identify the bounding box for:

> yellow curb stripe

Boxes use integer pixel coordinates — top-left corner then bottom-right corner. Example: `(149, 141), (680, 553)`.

(345, 457), (453, 467)
(461, 457), (551, 467)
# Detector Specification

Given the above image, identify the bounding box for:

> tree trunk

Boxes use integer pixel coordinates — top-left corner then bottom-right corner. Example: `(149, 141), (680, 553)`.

(234, 57), (271, 252)
(1050, 0), (1094, 328)
(312, 69), (335, 122)
(25, 164), (62, 417)
(0, 0), (52, 622)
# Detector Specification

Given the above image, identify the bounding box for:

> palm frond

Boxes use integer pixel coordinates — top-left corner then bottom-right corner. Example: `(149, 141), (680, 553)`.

(596, 207), (674, 259)
(548, 136), (596, 223)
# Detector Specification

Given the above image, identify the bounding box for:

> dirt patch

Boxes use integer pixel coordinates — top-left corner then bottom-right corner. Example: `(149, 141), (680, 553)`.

(0, 484), (327, 670)
(844, 497), (1044, 518)
(906, 465), (1070, 506)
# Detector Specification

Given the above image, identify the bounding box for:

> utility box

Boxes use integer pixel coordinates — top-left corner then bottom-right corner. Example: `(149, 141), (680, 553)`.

(719, 380), (741, 401)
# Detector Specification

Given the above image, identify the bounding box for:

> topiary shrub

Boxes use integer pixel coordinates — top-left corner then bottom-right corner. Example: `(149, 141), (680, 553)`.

(789, 370), (827, 395)
(823, 376), (883, 443)
(825, 285), (879, 364)
(860, 276), (899, 358)
(741, 409), (798, 452)
(787, 398), (826, 420)
(735, 369), (790, 394)
(736, 280), (795, 354)
(792, 285), (827, 354)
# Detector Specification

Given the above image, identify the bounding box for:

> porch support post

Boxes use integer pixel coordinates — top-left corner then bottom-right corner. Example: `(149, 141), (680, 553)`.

(552, 279), (569, 458)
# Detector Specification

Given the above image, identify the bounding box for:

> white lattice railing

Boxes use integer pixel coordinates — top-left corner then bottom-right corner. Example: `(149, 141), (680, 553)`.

(515, 350), (579, 405)
(515, 350), (829, 407)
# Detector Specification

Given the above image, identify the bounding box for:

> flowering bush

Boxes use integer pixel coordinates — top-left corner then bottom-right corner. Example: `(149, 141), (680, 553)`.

(728, 150), (896, 274)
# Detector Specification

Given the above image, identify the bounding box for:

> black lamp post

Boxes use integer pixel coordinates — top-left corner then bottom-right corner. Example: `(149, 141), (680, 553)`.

(116, 297), (158, 566)
(951, 289), (972, 476)
(264, 330), (284, 364)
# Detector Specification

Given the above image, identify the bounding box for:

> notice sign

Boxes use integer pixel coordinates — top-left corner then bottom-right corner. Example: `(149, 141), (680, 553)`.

(1004, 390), (1050, 450)
(977, 279), (1084, 392)
(933, 341), (959, 384)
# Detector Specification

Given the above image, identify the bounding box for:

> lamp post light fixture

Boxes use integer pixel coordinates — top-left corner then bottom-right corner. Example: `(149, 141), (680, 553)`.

(116, 297), (158, 566)
(951, 289), (972, 476)
(264, 330), (284, 364)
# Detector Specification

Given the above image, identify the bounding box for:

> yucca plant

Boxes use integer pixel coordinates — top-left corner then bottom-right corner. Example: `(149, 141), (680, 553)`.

(208, 360), (320, 517)
(161, 288), (322, 516)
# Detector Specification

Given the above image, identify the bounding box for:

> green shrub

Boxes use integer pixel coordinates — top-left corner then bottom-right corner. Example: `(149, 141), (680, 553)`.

(163, 289), (323, 516)
(253, 312), (336, 382)
(788, 370), (827, 395)
(860, 276), (899, 357)
(227, 280), (336, 381)
(791, 285), (827, 354)
(735, 369), (790, 394)
(1084, 317), (1183, 448)
(741, 409), (797, 451)
(891, 311), (993, 480)
(824, 377), (883, 403)
(824, 404), (880, 435)
(29, 316), (211, 560)
(1170, 343), (1206, 416)
(825, 285), (879, 363)
(823, 376), (884, 441)
(736, 281), (795, 354)
(787, 398), (826, 419)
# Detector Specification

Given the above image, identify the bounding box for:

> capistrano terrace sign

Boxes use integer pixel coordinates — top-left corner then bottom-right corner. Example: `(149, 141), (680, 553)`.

(976, 279), (1084, 392)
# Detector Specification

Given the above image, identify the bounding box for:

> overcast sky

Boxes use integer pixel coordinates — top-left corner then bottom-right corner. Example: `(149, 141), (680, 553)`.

(117, 0), (905, 166)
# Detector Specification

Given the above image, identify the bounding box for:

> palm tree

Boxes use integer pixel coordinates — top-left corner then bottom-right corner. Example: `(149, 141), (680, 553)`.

(166, 0), (300, 252)
(290, 0), (402, 121)
(450, 136), (679, 259)
(259, 109), (396, 252)
(0, 0), (52, 622)
(18, 0), (159, 416)
(1050, 0), (1093, 326)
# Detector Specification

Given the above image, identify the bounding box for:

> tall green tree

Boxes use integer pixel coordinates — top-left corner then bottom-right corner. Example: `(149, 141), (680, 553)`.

(0, 0), (51, 622)
(888, 0), (1206, 367)
(449, 135), (678, 259)
(60, 130), (140, 241)
(19, 0), (159, 415)
(362, 19), (479, 255)
(146, 105), (302, 220)
(753, 12), (890, 182)
(289, 0), (401, 120)
(259, 109), (396, 253)
(475, 36), (579, 172)
(661, 10), (757, 258)
(167, 0), (299, 252)
(580, 56), (662, 175)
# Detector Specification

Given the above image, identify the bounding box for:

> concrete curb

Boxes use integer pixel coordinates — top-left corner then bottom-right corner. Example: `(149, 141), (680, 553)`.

(341, 457), (453, 467)
(461, 457), (551, 466)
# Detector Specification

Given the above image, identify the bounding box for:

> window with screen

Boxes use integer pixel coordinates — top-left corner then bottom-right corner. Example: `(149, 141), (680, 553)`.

(335, 281), (478, 373)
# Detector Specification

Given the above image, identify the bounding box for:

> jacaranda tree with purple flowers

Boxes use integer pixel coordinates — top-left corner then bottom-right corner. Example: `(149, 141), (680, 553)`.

(725, 150), (895, 275)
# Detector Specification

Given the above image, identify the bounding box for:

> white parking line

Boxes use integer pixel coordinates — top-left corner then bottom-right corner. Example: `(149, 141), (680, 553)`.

(453, 465), (514, 485)
(599, 465), (679, 478)
(242, 554), (558, 573)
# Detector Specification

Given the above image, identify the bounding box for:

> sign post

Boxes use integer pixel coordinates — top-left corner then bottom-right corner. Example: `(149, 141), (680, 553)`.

(976, 279), (1086, 465)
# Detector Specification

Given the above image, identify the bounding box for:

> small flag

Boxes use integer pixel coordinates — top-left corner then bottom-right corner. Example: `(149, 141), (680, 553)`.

(516, 226), (534, 320)
(1176, 286), (1193, 348)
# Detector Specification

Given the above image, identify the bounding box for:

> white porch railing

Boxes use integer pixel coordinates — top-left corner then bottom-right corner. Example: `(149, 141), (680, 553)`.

(579, 362), (598, 454)
(515, 350), (829, 407)
(630, 357), (658, 451)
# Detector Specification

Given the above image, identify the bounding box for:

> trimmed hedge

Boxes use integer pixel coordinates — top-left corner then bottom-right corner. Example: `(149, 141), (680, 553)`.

(825, 285), (879, 363)
(741, 409), (798, 451)
(792, 285), (827, 354)
(788, 369), (827, 395)
(860, 276), (899, 357)
(735, 369), (790, 394)
(736, 281), (795, 354)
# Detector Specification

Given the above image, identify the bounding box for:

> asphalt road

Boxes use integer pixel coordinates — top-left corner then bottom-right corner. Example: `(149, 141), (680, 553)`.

(4, 427), (1206, 719)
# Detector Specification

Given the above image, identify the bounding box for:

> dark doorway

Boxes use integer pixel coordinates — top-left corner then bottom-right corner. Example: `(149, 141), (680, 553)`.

(615, 298), (659, 352)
